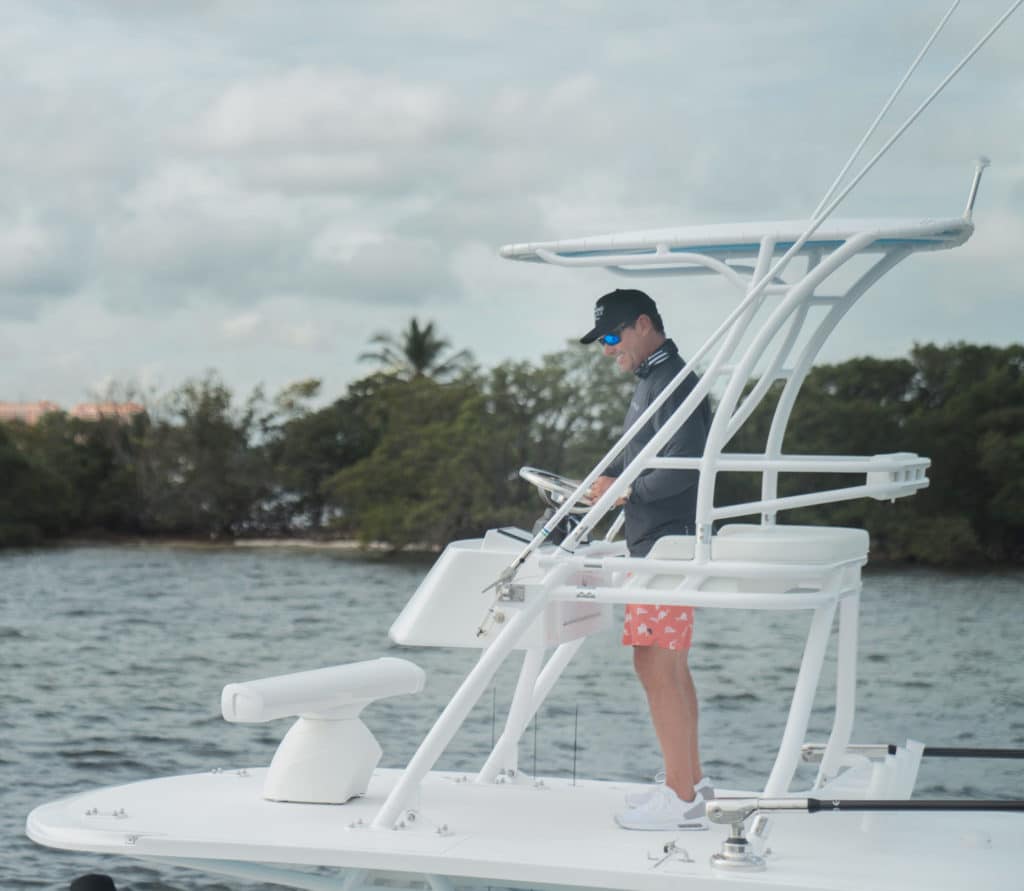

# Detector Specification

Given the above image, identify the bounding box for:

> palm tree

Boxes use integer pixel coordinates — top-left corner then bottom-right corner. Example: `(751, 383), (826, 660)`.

(359, 318), (474, 381)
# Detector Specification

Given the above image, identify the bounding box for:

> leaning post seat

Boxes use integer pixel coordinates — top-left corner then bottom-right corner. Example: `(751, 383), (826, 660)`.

(644, 524), (869, 594)
(221, 657), (426, 804)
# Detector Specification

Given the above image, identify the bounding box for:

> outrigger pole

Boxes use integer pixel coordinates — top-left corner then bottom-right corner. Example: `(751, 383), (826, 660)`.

(477, 0), (1024, 619)
(808, 0), (961, 220)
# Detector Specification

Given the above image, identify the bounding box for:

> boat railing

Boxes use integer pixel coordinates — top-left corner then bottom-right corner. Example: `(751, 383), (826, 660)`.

(644, 452), (930, 522)
(373, 525), (867, 828)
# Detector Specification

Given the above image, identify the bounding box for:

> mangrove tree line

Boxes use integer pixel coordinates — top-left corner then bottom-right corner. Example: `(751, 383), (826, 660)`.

(1, 337), (1020, 566)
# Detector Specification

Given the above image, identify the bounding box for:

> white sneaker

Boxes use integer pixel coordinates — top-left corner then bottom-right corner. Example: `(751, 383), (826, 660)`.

(624, 773), (715, 808)
(614, 786), (710, 831)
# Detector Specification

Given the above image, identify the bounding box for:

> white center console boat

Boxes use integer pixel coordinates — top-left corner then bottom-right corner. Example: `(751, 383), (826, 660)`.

(26, 6), (1024, 884)
(27, 180), (1024, 889)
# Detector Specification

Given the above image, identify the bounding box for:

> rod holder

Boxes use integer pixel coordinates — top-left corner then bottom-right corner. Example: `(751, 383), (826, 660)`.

(707, 801), (765, 872)
(709, 822), (766, 872)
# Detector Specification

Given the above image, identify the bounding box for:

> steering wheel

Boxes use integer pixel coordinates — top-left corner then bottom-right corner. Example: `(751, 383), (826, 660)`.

(518, 466), (592, 515)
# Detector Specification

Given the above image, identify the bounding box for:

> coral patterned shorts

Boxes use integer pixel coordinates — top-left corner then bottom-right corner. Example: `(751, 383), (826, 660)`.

(622, 603), (694, 650)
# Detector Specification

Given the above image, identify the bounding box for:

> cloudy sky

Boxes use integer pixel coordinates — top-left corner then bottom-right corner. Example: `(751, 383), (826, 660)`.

(3, 1), (1022, 408)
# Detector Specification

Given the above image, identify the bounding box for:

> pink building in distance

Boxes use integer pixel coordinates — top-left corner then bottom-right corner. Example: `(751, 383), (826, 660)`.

(0, 401), (62, 425)
(0, 401), (144, 425)
(70, 401), (145, 422)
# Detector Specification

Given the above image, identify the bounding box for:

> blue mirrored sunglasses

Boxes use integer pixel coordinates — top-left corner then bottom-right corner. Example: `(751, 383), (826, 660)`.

(598, 323), (630, 346)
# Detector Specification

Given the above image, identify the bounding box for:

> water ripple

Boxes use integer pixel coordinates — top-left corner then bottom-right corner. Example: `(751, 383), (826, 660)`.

(3, 547), (1021, 890)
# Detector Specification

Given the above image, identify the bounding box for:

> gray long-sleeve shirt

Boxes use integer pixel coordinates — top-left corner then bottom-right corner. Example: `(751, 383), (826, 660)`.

(605, 339), (711, 556)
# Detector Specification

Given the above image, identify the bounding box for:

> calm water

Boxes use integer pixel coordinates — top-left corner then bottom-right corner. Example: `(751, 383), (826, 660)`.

(2, 545), (1022, 890)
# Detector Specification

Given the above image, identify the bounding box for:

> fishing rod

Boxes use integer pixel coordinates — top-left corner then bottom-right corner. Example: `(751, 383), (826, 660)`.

(802, 742), (1024, 762)
(476, 0), (1024, 629)
(710, 797), (1024, 822)
(810, 798), (1024, 812)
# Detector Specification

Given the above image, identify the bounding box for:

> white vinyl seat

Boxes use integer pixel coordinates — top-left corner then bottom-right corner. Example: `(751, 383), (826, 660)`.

(647, 524), (868, 563)
(714, 524), (869, 564)
(643, 524), (869, 593)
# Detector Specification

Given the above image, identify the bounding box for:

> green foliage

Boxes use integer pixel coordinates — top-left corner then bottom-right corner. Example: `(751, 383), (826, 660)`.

(1, 332), (1020, 565)
(904, 343), (1024, 562)
(262, 377), (384, 531)
(324, 344), (633, 549)
(1, 412), (144, 540)
(136, 372), (269, 537)
(0, 423), (74, 544)
(485, 344), (635, 477)
(722, 342), (1024, 563)
(326, 377), (488, 547)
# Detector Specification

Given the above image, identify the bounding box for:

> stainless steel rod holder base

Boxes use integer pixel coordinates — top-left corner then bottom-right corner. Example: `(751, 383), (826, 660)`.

(710, 822), (767, 872)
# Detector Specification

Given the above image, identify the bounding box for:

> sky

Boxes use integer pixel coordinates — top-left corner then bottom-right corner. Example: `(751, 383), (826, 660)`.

(2, 1), (1022, 409)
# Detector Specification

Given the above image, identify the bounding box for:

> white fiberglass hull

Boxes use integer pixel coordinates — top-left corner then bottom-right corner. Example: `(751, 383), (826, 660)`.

(27, 767), (1022, 891)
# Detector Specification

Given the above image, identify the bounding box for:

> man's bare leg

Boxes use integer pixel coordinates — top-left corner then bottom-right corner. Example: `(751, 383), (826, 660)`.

(633, 646), (702, 801)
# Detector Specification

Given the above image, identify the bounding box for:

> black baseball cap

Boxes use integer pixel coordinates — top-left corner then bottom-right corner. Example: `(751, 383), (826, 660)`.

(579, 289), (658, 344)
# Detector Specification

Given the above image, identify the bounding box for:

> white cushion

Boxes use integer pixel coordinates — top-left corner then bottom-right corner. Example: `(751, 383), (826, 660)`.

(714, 524), (868, 564)
(646, 525), (868, 565)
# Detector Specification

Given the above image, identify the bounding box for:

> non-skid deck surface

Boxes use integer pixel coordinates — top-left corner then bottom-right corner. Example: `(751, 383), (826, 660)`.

(28, 768), (1022, 891)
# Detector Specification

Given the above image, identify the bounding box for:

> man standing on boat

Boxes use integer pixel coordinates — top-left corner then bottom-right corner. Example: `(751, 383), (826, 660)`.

(581, 288), (713, 831)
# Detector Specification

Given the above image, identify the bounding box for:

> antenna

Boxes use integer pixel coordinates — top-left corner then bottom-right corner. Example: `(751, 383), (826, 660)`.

(964, 156), (991, 220)
(730, 0), (1024, 334)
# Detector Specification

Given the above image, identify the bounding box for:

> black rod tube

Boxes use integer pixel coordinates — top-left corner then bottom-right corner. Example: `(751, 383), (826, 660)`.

(803, 743), (1024, 762)
(915, 746), (1024, 759)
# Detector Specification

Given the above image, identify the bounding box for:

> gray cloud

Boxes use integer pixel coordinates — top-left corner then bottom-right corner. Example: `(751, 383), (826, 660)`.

(301, 234), (463, 306)
(1, 0), (1022, 407)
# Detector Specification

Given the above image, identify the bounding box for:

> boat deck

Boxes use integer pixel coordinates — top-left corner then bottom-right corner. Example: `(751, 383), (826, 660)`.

(27, 767), (1023, 891)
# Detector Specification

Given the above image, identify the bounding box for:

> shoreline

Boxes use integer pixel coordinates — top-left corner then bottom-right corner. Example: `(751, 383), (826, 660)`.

(234, 538), (440, 554)
(39, 535), (442, 556)
(2, 535), (1019, 571)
